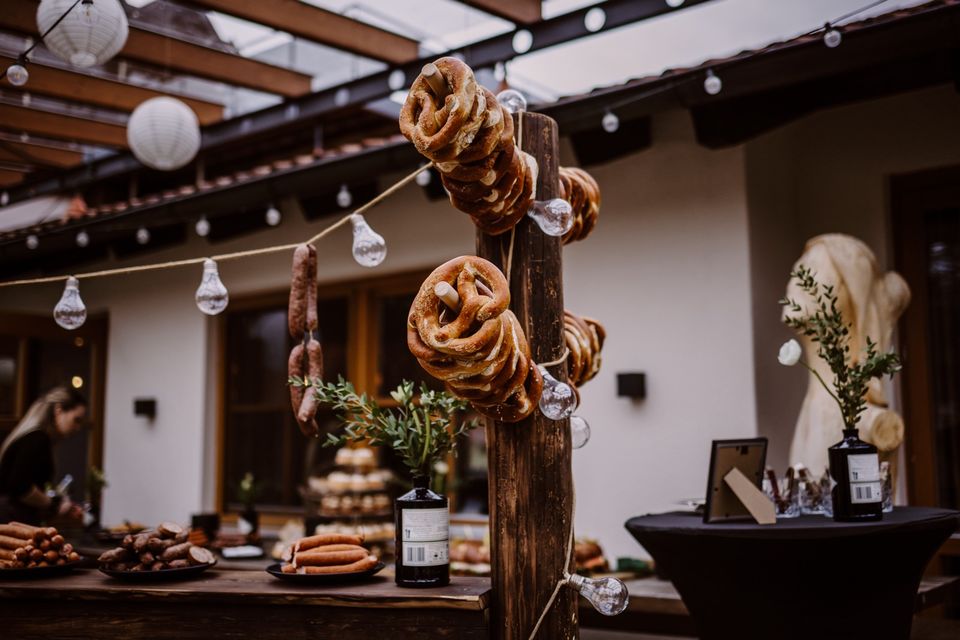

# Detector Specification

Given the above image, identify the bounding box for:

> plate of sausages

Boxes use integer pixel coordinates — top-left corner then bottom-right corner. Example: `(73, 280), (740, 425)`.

(268, 532), (384, 583)
(96, 521), (217, 581)
(0, 522), (83, 579)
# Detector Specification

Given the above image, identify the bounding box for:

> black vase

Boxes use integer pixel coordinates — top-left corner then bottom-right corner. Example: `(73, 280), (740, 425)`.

(394, 475), (449, 587)
(828, 428), (883, 522)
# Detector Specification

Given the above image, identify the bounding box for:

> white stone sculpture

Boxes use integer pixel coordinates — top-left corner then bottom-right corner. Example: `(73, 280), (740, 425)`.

(784, 234), (911, 475)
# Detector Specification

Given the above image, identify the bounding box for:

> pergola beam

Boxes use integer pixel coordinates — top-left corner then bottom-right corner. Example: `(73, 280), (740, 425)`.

(461, 0), (541, 24)
(0, 104), (128, 148)
(0, 169), (26, 187)
(0, 139), (84, 168)
(185, 0), (419, 64)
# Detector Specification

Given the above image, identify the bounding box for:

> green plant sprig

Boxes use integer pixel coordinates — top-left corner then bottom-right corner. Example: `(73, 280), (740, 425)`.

(780, 265), (901, 431)
(289, 376), (478, 478)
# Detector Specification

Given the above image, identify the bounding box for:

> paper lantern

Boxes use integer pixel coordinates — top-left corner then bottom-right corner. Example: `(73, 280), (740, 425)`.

(127, 97), (201, 171)
(36, 0), (129, 68)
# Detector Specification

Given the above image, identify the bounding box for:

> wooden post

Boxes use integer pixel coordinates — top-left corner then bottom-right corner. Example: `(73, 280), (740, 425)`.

(477, 112), (577, 640)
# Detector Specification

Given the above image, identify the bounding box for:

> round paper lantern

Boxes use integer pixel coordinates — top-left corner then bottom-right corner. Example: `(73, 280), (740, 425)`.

(37, 0), (129, 68)
(127, 97), (201, 171)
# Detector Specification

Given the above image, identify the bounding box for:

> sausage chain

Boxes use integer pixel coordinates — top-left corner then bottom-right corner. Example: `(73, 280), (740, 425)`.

(407, 256), (543, 423)
(558, 167), (601, 245)
(287, 244), (323, 437)
(399, 57), (537, 236)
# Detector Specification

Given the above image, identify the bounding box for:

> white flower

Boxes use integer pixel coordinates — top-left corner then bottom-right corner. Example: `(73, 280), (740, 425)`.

(778, 339), (802, 366)
(433, 460), (450, 475)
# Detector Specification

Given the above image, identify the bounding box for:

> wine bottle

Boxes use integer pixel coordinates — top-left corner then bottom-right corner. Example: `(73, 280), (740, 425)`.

(394, 475), (449, 587)
(828, 429), (883, 522)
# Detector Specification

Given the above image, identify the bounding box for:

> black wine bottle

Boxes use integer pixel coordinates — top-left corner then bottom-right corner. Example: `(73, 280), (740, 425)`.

(828, 429), (883, 522)
(395, 475), (449, 587)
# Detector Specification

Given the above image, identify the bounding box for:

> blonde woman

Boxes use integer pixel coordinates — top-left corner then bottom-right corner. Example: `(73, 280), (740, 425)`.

(0, 386), (87, 525)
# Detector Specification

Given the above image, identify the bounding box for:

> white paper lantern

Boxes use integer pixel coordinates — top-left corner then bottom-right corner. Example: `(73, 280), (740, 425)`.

(127, 97), (201, 171)
(37, 0), (129, 68)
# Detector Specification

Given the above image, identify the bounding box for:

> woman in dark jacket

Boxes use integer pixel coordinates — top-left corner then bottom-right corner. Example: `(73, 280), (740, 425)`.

(0, 386), (87, 525)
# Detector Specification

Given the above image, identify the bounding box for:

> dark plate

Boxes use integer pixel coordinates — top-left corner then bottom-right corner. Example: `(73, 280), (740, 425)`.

(0, 560), (83, 580)
(266, 561), (385, 583)
(99, 561), (216, 582)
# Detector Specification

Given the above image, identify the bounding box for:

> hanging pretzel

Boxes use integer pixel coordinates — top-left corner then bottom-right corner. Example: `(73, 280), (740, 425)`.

(407, 256), (543, 423)
(287, 243), (322, 437)
(564, 310), (606, 389)
(559, 167), (601, 245)
(399, 57), (537, 236)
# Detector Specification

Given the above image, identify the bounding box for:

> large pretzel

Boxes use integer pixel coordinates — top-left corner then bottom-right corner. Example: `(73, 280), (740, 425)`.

(559, 167), (601, 245)
(400, 57), (536, 236)
(408, 256), (543, 423)
(564, 310), (606, 389)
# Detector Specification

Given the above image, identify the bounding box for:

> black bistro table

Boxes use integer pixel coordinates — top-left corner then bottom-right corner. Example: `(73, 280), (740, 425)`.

(625, 507), (959, 640)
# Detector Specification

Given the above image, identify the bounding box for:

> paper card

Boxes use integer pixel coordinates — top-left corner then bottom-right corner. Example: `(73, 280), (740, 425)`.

(724, 467), (776, 525)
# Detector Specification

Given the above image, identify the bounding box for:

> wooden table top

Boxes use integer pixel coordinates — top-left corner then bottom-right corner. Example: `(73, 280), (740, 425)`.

(0, 567), (491, 611)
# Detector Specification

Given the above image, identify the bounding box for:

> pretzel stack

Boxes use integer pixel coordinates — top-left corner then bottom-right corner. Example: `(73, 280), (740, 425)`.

(287, 243), (323, 437)
(399, 57), (537, 236)
(559, 167), (601, 245)
(564, 310), (606, 391)
(407, 256), (543, 423)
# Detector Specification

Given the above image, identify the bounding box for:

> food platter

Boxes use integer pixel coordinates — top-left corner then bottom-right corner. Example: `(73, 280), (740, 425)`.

(99, 561), (216, 582)
(0, 560), (84, 580)
(265, 561), (385, 584)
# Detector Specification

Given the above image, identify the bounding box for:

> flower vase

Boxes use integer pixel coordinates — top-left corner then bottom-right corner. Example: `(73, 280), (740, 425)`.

(394, 475), (449, 587)
(827, 429), (883, 522)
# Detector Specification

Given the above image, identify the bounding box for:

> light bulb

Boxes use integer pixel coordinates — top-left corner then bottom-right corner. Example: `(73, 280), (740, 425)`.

(512, 29), (533, 54)
(265, 205), (281, 226)
(388, 69), (406, 91)
(135, 227), (150, 245)
(1, 191), (8, 206)
(496, 89), (527, 114)
(567, 574), (629, 616)
(6, 63), (28, 87)
(195, 216), (210, 237)
(350, 213), (387, 267)
(76, 231), (89, 247)
(571, 415), (591, 449)
(195, 259), (229, 315)
(26, 234), (38, 250)
(666, 0), (685, 7)
(415, 165), (432, 187)
(601, 110), (619, 133)
(704, 69), (722, 96)
(584, 7), (606, 32)
(54, 277), (87, 330)
(528, 198), (574, 237)
(336, 184), (353, 209)
(538, 366), (577, 420)
(79, 0), (98, 26)
(823, 25), (842, 48)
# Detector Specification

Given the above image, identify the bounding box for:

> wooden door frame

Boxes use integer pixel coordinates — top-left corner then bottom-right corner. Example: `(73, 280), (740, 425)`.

(890, 164), (960, 507)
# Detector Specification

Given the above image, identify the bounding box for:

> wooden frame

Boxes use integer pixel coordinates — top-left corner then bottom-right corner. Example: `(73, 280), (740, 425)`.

(703, 437), (768, 523)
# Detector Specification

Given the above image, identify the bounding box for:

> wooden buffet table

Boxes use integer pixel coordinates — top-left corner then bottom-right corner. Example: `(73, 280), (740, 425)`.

(0, 568), (491, 639)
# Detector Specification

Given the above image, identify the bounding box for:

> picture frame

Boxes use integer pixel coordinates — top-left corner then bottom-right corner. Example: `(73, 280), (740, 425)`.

(703, 437), (768, 523)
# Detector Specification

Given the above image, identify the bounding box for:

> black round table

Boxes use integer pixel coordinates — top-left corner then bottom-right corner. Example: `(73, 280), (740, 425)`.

(625, 507), (959, 640)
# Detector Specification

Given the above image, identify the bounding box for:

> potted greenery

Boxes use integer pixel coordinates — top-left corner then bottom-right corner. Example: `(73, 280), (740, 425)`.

(236, 472), (261, 536)
(294, 376), (477, 587)
(779, 266), (901, 521)
(86, 466), (107, 530)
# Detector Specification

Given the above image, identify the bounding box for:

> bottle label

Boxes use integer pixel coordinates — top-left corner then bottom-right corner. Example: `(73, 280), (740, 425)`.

(402, 508), (449, 567)
(848, 453), (882, 504)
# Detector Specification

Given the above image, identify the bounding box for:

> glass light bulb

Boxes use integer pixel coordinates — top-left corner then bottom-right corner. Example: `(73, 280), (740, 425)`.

(1, 191), (9, 206)
(79, 0), (98, 26)
(54, 277), (87, 330)
(265, 205), (281, 226)
(568, 574), (629, 616)
(601, 110), (619, 133)
(195, 259), (229, 315)
(823, 28), (842, 49)
(336, 184), (353, 209)
(666, 0), (685, 7)
(538, 366), (577, 420)
(135, 227), (150, 245)
(26, 234), (38, 250)
(496, 88), (527, 114)
(415, 165), (432, 187)
(350, 213), (386, 267)
(388, 69), (406, 91)
(704, 70), (722, 96)
(195, 216), (210, 237)
(512, 29), (533, 54)
(6, 63), (28, 87)
(584, 7), (606, 32)
(528, 198), (574, 237)
(76, 231), (89, 247)
(571, 415), (591, 449)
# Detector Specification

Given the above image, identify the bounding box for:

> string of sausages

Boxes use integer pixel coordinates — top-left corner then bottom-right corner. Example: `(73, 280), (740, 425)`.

(400, 57), (537, 236)
(287, 244), (323, 437)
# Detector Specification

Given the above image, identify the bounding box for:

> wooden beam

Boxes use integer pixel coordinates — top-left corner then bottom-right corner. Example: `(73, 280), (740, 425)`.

(0, 56), (224, 125)
(186, 0), (419, 64)
(0, 169), (25, 187)
(0, 140), (83, 168)
(0, 104), (127, 148)
(1, 0), (313, 97)
(461, 0), (541, 24)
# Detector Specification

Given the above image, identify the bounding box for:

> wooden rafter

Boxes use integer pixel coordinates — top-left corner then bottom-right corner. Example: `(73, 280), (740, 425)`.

(0, 56), (224, 125)
(1, 0), (313, 97)
(0, 104), (127, 148)
(185, 0), (419, 64)
(461, 0), (541, 24)
(0, 139), (83, 168)
(0, 169), (26, 187)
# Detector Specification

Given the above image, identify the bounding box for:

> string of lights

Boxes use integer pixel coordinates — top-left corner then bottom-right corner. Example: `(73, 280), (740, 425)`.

(0, 0), (85, 85)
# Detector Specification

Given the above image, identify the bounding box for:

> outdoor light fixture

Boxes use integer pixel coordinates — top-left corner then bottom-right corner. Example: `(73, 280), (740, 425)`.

(26, 235), (39, 250)
(36, 0), (128, 68)
(602, 110), (620, 133)
(195, 259), (229, 315)
(350, 213), (387, 267)
(336, 184), (353, 208)
(127, 97), (201, 171)
(415, 164), (432, 187)
(528, 199), (574, 236)
(823, 23), (842, 48)
(512, 29), (533, 54)
(135, 227), (150, 245)
(584, 8), (606, 32)
(5, 59), (29, 87)
(265, 205), (282, 226)
(571, 415), (591, 449)
(75, 230), (89, 247)
(54, 277), (87, 330)
(496, 88), (527, 114)
(567, 574), (630, 615)
(388, 69), (406, 90)
(538, 366), (577, 420)
(704, 69), (723, 95)
(195, 216), (210, 237)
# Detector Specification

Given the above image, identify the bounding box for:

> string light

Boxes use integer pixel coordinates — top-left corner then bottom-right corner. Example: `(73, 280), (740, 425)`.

(567, 574), (629, 615)
(538, 366), (577, 420)
(195, 216), (210, 237)
(26, 235), (39, 250)
(36, 0), (128, 68)
(336, 184), (353, 208)
(584, 8), (606, 32)
(601, 110), (619, 133)
(349, 213), (387, 267)
(571, 415), (591, 449)
(75, 230), (89, 247)
(703, 69), (722, 95)
(415, 164), (432, 187)
(135, 227), (150, 245)
(5, 59), (28, 87)
(0, 191), (8, 206)
(265, 204), (282, 226)
(823, 23), (842, 48)
(527, 199), (574, 237)
(195, 259), (229, 315)
(53, 276), (87, 330)
(496, 88), (527, 114)
(666, 0), (685, 7)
